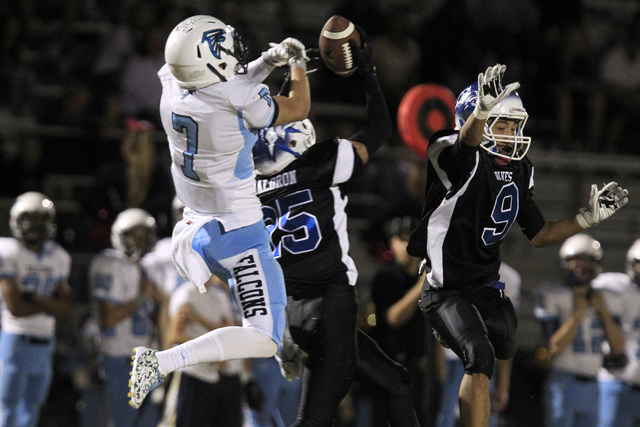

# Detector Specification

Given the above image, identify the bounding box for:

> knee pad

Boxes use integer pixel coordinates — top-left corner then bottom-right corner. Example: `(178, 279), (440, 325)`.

(459, 332), (495, 378)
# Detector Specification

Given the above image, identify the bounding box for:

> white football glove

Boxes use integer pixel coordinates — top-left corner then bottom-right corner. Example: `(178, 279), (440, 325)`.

(473, 64), (520, 120)
(274, 336), (307, 381)
(576, 181), (629, 228)
(262, 37), (308, 67)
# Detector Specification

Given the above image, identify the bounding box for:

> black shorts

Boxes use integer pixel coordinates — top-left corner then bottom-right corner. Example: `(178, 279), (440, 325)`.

(419, 285), (518, 363)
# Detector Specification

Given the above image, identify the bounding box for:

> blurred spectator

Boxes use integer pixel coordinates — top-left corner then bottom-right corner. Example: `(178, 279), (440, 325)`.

(371, 6), (422, 118)
(599, 21), (640, 154)
(0, 134), (45, 197)
(81, 119), (174, 249)
(119, 25), (166, 127)
(554, 19), (605, 151)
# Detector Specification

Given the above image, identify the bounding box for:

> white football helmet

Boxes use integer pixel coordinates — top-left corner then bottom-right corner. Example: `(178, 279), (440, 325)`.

(164, 15), (249, 90)
(9, 192), (57, 245)
(559, 233), (603, 281)
(455, 82), (531, 161)
(111, 208), (158, 260)
(626, 238), (640, 282)
(253, 119), (316, 176)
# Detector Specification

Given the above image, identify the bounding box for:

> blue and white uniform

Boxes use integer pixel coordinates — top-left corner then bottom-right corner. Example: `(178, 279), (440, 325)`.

(534, 273), (627, 427)
(90, 248), (157, 426)
(158, 61), (286, 353)
(0, 238), (70, 427)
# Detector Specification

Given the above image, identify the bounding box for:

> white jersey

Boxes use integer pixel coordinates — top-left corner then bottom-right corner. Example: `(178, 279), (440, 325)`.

(90, 248), (156, 356)
(593, 274), (640, 384)
(0, 238), (70, 337)
(168, 282), (237, 382)
(534, 272), (627, 377)
(142, 237), (183, 296)
(158, 63), (276, 231)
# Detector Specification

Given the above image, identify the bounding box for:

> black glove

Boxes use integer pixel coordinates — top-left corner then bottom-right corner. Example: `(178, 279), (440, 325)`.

(21, 292), (35, 303)
(244, 378), (264, 411)
(350, 26), (376, 78)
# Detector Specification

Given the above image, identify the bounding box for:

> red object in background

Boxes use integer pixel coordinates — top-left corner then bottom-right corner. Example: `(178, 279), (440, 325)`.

(397, 83), (456, 159)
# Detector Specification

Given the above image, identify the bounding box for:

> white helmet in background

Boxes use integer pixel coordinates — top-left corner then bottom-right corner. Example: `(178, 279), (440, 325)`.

(9, 191), (57, 245)
(111, 208), (158, 261)
(253, 119), (316, 176)
(559, 233), (603, 282)
(164, 15), (249, 90)
(626, 239), (640, 282)
(454, 82), (531, 161)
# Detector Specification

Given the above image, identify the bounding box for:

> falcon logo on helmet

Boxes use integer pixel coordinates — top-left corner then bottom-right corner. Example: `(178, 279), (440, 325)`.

(253, 119), (316, 177)
(165, 15), (249, 90)
(202, 29), (227, 60)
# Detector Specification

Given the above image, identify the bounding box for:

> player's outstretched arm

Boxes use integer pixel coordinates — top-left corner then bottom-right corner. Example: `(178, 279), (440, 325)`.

(531, 181), (629, 247)
(347, 32), (391, 164)
(272, 54), (310, 126)
(247, 37), (308, 83)
(459, 64), (520, 148)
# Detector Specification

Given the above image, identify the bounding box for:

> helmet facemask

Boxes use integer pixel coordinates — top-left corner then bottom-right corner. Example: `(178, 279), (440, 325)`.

(481, 97), (531, 161)
(559, 234), (603, 286)
(626, 239), (640, 284)
(253, 119), (316, 177)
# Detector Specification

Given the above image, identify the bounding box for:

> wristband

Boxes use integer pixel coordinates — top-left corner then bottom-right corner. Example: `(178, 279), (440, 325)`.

(288, 57), (307, 71)
(576, 212), (593, 229)
(472, 105), (489, 120)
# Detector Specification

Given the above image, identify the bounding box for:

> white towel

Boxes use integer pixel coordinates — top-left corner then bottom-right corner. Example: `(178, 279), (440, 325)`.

(172, 208), (216, 293)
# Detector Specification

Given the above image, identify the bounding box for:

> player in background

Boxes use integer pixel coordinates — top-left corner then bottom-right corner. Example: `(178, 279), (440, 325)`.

(606, 238), (640, 427)
(407, 63), (629, 427)
(165, 274), (246, 426)
(0, 192), (74, 426)
(253, 36), (419, 426)
(142, 195), (186, 349)
(129, 15), (311, 409)
(369, 216), (430, 424)
(436, 262), (521, 427)
(533, 234), (627, 427)
(90, 208), (164, 426)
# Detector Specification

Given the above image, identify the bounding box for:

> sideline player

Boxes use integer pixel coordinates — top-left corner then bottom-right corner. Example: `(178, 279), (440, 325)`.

(253, 37), (419, 426)
(533, 234), (627, 427)
(0, 192), (74, 426)
(407, 64), (629, 427)
(128, 14), (311, 409)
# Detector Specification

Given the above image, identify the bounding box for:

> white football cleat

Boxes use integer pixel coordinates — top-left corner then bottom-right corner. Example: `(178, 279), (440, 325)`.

(128, 346), (165, 409)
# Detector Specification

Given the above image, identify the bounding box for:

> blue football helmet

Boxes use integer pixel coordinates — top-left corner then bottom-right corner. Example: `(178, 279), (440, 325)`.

(454, 82), (531, 161)
(253, 119), (316, 176)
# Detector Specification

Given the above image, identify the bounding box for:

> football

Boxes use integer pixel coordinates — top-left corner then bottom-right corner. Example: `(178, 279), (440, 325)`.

(319, 15), (361, 77)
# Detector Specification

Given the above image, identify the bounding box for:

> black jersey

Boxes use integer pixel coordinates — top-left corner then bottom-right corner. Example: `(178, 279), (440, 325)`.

(255, 137), (364, 297)
(408, 130), (545, 290)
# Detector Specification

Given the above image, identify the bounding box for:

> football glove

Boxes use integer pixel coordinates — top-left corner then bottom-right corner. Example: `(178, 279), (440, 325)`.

(577, 181), (629, 228)
(262, 37), (307, 67)
(473, 64), (520, 120)
(274, 335), (306, 381)
(351, 25), (376, 78)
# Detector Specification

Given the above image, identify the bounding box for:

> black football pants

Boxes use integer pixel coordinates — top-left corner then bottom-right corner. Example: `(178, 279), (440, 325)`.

(287, 280), (419, 427)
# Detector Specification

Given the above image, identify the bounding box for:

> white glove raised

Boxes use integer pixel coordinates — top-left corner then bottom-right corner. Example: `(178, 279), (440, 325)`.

(473, 64), (520, 120)
(576, 181), (629, 228)
(262, 37), (307, 67)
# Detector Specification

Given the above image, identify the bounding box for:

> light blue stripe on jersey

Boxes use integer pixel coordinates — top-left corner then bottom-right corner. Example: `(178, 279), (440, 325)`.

(235, 110), (257, 180)
(191, 219), (286, 344)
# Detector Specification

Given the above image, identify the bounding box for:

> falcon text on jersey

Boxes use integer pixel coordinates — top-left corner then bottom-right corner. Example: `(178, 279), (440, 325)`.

(233, 254), (268, 318)
(494, 171), (513, 182)
(256, 171), (298, 195)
